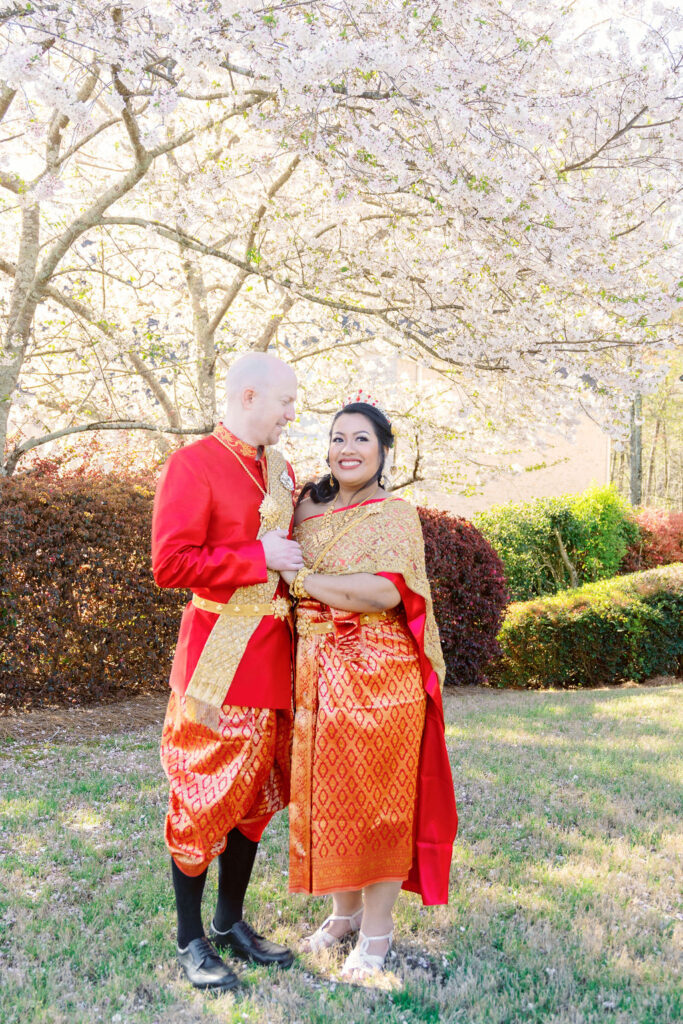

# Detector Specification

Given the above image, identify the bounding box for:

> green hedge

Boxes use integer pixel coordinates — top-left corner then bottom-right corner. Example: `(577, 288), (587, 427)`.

(489, 563), (683, 689)
(474, 486), (639, 601)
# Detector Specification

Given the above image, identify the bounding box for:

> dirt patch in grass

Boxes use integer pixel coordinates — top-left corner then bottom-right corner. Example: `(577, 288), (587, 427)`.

(0, 677), (679, 744)
(0, 693), (169, 743)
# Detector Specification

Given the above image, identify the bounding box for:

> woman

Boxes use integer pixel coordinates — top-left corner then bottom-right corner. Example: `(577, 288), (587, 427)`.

(281, 398), (457, 978)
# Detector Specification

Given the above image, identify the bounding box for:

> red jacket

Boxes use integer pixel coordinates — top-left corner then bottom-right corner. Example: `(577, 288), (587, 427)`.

(152, 431), (295, 709)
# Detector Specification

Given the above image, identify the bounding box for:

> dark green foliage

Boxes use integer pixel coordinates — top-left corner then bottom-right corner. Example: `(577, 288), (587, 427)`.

(417, 507), (510, 685)
(489, 563), (683, 689)
(0, 468), (184, 710)
(474, 486), (639, 601)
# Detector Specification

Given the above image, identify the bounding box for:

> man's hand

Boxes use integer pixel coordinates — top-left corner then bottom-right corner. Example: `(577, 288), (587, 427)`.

(261, 529), (304, 571)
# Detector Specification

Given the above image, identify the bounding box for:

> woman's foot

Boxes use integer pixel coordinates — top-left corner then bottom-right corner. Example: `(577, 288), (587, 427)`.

(341, 929), (393, 978)
(301, 907), (363, 953)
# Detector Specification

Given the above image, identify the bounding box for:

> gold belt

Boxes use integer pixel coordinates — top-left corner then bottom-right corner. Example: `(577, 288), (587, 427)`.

(296, 610), (399, 637)
(192, 594), (291, 620)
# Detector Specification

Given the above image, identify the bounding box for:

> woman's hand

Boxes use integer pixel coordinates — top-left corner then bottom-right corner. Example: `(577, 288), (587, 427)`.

(280, 568), (297, 585)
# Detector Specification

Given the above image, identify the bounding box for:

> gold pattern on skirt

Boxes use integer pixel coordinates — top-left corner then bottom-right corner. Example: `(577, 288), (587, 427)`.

(162, 691), (292, 875)
(288, 499), (443, 895)
(289, 601), (426, 894)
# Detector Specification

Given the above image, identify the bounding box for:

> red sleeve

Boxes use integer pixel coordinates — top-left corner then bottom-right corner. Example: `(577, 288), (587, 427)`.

(152, 450), (267, 590)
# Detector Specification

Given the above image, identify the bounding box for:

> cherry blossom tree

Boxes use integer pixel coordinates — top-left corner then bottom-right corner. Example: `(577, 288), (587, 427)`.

(0, 1), (680, 480)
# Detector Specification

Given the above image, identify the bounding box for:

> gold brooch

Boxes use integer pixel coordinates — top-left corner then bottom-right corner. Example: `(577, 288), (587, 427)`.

(272, 596), (291, 620)
(296, 616), (313, 637)
(259, 493), (280, 528)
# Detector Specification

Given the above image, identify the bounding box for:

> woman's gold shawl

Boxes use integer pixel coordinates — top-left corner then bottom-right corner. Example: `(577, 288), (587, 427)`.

(295, 498), (445, 688)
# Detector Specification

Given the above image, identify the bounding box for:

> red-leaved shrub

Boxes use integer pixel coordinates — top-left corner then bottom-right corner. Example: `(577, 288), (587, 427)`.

(620, 509), (683, 573)
(0, 468), (184, 711)
(0, 468), (510, 710)
(418, 507), (510, 685)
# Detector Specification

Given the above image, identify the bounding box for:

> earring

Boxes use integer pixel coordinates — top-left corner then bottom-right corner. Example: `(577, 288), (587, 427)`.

(329, 472), (337, 485)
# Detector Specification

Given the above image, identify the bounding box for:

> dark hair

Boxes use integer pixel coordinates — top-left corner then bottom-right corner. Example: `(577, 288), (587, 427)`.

(298, 402), (394, 506)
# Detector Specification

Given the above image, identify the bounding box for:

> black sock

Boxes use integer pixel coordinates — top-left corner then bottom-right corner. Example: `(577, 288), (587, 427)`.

(213, 827), (259, 933)
(172, 858), (207, 949)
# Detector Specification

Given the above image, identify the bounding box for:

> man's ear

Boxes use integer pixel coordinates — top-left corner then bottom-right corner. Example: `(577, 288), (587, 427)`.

(242, 386), (256, 409)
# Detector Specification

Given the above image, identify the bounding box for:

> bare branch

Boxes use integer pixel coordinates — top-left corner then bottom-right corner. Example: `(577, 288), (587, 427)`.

(98, 215), (409, 316)
(0, 168), (24, 194)
(4, 419), (212, 476)
(253, 294), (297, 351)
(111, 69), (147, 164)
(0, 84), (16, 123)
(560, 106), (648, 172)
(0, 254), (181, 429)
(46, 67), (100, 170)
(206, 270), (248, 335)
(243, 155), (301, 259)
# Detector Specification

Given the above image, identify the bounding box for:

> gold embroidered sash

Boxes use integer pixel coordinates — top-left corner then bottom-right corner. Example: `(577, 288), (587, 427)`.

(185, 447), (293, 728)
(295, 498), (446, 688)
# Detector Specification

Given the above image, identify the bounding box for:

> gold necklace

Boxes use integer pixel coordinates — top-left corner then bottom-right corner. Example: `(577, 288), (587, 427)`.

(214, 432), (279, 528)
(320, 485), (381, 535)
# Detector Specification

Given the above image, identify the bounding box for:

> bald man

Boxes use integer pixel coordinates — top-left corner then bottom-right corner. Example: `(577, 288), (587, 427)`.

(152, 353), (303, 991)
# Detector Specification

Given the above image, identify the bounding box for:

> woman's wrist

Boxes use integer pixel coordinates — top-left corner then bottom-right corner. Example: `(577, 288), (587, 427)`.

(290, 567), (314, 599)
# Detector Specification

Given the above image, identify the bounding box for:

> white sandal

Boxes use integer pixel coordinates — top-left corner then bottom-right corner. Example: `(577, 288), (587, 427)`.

(301, 907), (364, 953)
(341, 928), (393, 977)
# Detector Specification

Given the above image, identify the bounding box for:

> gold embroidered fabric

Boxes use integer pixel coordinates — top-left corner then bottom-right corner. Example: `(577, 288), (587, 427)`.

(213, 422), (261, 460)
(295, 499), (445, 688)
(184, 447), (293, 727)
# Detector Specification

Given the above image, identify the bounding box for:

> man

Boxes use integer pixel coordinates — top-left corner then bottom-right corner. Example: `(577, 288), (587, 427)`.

(152, 352), (302, 991)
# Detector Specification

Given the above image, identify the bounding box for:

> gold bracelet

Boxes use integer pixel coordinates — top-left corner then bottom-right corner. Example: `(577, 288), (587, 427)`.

(290, 567), (314, 599)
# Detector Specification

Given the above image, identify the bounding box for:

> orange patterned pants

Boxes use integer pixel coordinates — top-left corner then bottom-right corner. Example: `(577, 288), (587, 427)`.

(289, 603), (426, 894)
(161, 692), (293, 876)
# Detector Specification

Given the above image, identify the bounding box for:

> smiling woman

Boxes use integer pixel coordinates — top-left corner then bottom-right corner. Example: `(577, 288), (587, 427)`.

(281, 399), (457, 981)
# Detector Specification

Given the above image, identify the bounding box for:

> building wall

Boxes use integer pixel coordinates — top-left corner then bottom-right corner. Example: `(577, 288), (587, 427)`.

(411, 416), (610, 518)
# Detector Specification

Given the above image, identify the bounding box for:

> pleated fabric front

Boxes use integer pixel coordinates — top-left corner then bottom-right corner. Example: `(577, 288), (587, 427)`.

(289, 601), (426, 894)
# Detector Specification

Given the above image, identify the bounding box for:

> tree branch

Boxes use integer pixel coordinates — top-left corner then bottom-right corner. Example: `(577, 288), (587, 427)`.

(553, 526), (579, 588)
(4, 420), (212, 476)
(0, 254), (181, 429)
(98, 215), (408, 316)
(560, 106), (648, 172)
(253, 294), (297, 351)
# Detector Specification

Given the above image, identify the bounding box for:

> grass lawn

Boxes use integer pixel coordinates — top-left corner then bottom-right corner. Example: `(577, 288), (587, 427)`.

(0, 685), (680, 1024)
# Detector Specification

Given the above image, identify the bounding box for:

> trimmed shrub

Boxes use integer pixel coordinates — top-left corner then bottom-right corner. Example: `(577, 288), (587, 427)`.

(489, 563), (683, 689)
(621, 509), (683, 573)
(0, 469), (184, 710)
(0, 469), (509, 708)
(474, 485), (639, 601)
(418, 507), (510, 686)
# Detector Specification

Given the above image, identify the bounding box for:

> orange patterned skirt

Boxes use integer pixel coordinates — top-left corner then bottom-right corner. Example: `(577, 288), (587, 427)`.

(289, 602), (427, 894)
(161, 692), (293, 876)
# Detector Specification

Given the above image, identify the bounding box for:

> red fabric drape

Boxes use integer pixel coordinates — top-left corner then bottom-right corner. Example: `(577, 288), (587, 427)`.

(378, 572), (458, 905)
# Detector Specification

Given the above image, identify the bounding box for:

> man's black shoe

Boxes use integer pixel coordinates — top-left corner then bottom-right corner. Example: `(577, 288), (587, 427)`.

(209, 919), (294, 968)
(177, 936), (240, 991)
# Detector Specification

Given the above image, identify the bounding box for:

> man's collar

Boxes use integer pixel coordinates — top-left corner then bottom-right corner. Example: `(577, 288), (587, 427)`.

(213, 422), (264, 460)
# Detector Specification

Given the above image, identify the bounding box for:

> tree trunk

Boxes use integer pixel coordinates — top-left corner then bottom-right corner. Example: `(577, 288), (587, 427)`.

(183, 256), (217, 426)
(553, 527), (579, 588)
(0, 202), (41, 467)
(646, 418), (661, 502)
(629, 394), (642, 506)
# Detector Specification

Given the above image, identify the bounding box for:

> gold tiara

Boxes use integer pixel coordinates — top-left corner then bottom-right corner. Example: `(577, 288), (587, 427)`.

(342, 389), (389, 420)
